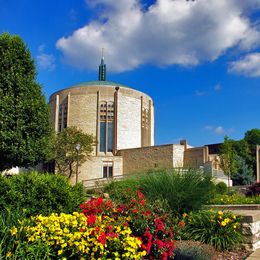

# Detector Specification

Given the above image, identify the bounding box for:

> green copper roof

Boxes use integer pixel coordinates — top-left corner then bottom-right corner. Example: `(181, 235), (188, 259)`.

(70, 81), (131, 89)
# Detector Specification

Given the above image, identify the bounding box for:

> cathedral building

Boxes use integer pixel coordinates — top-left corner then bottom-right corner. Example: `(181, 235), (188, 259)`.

(49, 58), (227, 186)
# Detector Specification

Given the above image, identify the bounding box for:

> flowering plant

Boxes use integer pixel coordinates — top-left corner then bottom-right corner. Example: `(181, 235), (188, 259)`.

(180, 210), (243, 250)
(11, 212), (146, 259)
(80, 191), (175, 259)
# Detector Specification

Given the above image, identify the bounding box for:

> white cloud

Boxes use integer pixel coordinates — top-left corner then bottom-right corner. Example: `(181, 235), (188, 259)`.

(229, 52), (260, 77)
(195, 90), (205, 96)
(214, 83), (221, 92)
(37, 53), (56, 71)
(203, 125), (227, 135)
(56, 0), (260, 72)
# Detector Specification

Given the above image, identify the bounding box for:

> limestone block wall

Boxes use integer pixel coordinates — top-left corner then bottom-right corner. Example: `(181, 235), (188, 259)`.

(70, 155), (123, 185)
(184, 146), (208, 168)
(117, 144), (185, 174)
(172, 145), (185, 167)
(117, 94), (141, 150)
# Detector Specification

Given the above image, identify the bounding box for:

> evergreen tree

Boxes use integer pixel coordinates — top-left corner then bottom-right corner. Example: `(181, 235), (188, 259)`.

(0, 33), (51, 171)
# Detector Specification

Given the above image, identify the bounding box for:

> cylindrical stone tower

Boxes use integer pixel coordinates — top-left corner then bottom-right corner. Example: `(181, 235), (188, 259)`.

(49, 81), (154, 156)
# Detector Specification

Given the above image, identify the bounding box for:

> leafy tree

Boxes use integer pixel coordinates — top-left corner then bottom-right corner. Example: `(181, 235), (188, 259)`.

(219, 136), (238, 187)
(244, 128), (260, 176)
(232, 155), (255, 185)
(53, 127), (95, 179)
(0, 33), (51, 171)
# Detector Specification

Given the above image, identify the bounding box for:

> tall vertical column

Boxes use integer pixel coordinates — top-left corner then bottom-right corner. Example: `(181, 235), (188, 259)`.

(55, 95), (59, 132)
(96, 91), (100, 156)
(141, 96), (144, 147)
(67, 92), (71, 127)
(113, 87), (119, 154)
(257, 145), (260, 182)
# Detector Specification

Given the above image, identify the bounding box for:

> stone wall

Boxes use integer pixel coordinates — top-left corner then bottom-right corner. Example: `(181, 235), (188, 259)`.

(70, 155), (123, 185)
(117, 144), (185, 174)
(117, 94), (142, 150)
(184, 146), (208, 168)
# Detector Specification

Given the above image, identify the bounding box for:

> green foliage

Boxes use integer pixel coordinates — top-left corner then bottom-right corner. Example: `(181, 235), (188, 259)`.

(173, 240), (216, 260)
(232, 156), (255, 185)
(105, 169), (215, 214)
(53, 126), (95, 178)
(219, 136), (239, 187)
(209, 193), (260, 205)
(103, 176), (140, 203)
(181, 210), (244, 250)
(0, 208), (52, 259)
(0, 32), (52, 171)
(0, 172), (85, 215)
(215, 182), (228, 194)
(139, 169), (215, 214)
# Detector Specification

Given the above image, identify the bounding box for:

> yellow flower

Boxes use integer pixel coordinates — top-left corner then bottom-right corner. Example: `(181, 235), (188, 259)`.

(182, 213), (188, 218)
(6, 252), (12, 257)
(10, 227), (17, 236)
(58, 249), (63, 255)
(218, 211), (223, 215)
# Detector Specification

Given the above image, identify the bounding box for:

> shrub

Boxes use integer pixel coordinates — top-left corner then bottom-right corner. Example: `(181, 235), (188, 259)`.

(139, 169), (215, 214)
(173, 240), (217, 260)
(80, 191), (175, 259)
(181, 210), (243, 250)
(0, 172), (85, 215)
(245, 182), (260, 196)
(215, 182), (228, 194)
(11, 212), (146, 259)
(105, 169), (215, 214)
(103, 176), (140, 203)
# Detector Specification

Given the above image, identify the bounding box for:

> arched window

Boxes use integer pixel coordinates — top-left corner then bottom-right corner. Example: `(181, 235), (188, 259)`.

(99, 101), (114, 152)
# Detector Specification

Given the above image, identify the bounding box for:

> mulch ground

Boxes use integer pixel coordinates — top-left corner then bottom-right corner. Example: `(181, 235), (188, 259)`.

(216, 249), (251, 259)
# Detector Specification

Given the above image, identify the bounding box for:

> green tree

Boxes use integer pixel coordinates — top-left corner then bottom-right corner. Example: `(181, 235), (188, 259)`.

(244, 128), (260, 176)
(232, 155), (255, 185)
(219, 136), (238, 187)
(0, 33), (51, 171)
(53, 127), (95, 179)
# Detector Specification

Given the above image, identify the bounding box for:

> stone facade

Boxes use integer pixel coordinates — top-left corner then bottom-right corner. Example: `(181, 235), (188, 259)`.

(49, 81), (154, 182)
(117, 144), (185, 174)
(49, 62), (227, 186)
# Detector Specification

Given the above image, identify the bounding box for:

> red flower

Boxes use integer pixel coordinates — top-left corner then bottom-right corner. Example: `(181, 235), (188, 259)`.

(87, 214), (96, 226)
(137, 190), (145, 200)
(162, 251), (168, 260)
(154, 239), (164, 250)
(154, 218), (165, 232)
(140, 199), (145, 205)
(178, 221), (185, 228)
(98, 232), (106, 245)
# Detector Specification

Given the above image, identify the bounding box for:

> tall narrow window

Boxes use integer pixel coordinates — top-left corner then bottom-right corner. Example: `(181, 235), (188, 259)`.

(58, 97), (68, 132)
(99, 101), (114, 153)
(58, 104), (62, 132)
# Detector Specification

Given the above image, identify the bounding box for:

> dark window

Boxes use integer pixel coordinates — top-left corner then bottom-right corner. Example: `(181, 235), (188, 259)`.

(103, 163), (113, 178)
(99, 101), (114, 153)
(107, 122), (113, 152)
(100, 122), (106, 152)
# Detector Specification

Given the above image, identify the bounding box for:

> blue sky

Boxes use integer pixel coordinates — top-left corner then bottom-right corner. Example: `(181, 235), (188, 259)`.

(1, 0), (260, 146)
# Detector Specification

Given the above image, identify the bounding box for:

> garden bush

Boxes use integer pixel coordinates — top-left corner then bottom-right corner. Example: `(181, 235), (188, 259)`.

(80, 191), (175, 259)
(10, 212), (146, 259)
(103, 175), (140, 203)
(180, 210), (243, 250)
(0, 172), (85, 215)
(173, 240), (217, 260)
(215, 182), (227, 194)
(105, 169), (215, 214)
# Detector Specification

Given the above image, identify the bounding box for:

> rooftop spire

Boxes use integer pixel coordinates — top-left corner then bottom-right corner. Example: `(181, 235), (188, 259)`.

(98, 48), (106, 81)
